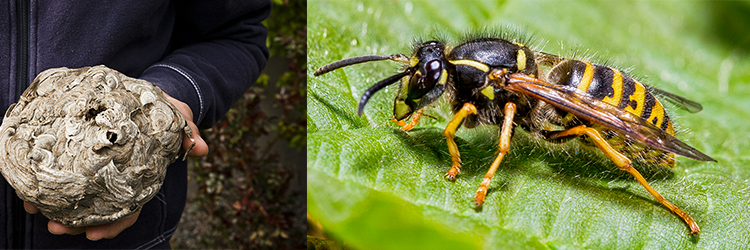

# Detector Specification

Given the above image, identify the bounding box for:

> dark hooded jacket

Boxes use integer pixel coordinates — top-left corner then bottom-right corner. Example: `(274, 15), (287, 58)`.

(0, 1), (270, 248)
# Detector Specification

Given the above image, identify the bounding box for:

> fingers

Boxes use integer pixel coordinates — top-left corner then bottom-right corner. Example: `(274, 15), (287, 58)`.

(84, 210), (141, 240)
(28, 201), (137, 240)
(27, 202), (83, 236)
(47, 210), (142, 241)
(23, 201), (39, 214)
(48, 220), (86, 236)
(162, 91), (209, 157)
(184, 117), (209, 157)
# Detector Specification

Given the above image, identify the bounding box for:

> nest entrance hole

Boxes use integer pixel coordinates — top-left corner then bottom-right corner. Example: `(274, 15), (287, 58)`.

(85, 105), (106, 121)
(106, 131), (118, 144)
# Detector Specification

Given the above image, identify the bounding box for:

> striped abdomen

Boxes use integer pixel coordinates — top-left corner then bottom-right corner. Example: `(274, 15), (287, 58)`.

(548, 60), (676, 166)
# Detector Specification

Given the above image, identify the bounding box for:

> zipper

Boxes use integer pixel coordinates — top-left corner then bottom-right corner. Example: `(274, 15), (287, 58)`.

(12, 0), (30, 248)
(15, 0), (29, 98)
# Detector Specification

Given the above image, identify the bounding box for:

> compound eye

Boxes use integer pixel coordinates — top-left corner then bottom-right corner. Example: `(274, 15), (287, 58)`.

(408, 59), (443, 99)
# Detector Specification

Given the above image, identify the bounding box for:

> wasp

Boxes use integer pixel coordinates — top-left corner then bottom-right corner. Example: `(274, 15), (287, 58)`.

(314, 35), (715, 235)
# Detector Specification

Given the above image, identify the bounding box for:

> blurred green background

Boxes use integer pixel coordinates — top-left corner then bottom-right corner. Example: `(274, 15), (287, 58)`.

(308, 0), (750, 249)
(170, 0), (307, 249)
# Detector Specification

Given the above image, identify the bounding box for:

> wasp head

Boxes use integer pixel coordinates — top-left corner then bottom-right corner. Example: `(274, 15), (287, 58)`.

(391, 41), (449, 121)
(315, 41), (450, 121)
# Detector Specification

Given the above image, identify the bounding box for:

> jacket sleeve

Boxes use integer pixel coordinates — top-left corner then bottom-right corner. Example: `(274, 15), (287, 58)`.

(139, 0), (271, 129)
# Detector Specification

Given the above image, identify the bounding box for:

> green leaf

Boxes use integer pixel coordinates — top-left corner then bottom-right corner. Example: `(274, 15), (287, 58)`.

(308, 1), (750, 249)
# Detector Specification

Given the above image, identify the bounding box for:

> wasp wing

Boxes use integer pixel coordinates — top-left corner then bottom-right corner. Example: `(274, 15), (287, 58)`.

(645, 86), (703, 113)
(532, 50), (703, 113)
(533, 51), (565, 67)
(506, 73), (715, 162)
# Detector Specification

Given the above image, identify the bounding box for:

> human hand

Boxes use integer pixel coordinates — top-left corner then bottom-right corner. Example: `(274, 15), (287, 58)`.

(23, 92), (209, 240)
(162, 92), (209, 157)
(24, 201), (141, 240)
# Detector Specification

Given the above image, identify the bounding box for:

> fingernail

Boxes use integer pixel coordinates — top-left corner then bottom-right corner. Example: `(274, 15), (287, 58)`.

(86, 234), (102, 241)
(24, 208), (37, 214)
(48, 228), (62, 235)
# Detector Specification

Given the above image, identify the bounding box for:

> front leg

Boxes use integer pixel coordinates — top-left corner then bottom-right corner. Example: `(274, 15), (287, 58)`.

(392, 108), (424, 131)
(443, 103), (477, 181)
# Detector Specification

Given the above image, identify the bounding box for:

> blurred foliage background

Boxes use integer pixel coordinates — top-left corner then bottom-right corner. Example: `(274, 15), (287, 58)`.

(171, 0), (306, 249)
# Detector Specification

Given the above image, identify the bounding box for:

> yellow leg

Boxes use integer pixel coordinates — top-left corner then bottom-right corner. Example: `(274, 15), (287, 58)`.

(392, 109), (423, 131)
(474, 102), (516, 207)
(548, 125), (700, 235)
(443, 103), (477, 180)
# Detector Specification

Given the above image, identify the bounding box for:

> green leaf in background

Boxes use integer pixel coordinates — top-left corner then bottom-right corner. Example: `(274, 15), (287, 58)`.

(308, 1), (750, 249)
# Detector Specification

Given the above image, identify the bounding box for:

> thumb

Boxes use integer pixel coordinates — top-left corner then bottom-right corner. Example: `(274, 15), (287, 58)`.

(184, 118), (208, 157)
(162, 92), (208, 157)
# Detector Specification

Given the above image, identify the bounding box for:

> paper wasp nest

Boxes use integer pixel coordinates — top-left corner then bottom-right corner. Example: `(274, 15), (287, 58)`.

(0, 66), (191, 227)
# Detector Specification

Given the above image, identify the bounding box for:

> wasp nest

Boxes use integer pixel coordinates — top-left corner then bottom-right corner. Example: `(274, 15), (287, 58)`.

(0, 65), (191, 227)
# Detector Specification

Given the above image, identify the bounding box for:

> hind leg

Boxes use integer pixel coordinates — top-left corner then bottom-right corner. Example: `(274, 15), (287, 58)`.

(547, 125), (700, 235)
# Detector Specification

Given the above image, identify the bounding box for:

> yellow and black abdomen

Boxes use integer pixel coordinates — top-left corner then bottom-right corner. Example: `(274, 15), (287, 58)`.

(547, 60), (676, 166)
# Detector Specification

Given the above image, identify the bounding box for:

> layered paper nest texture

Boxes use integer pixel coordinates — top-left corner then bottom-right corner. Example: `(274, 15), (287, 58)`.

(0, 66), (189, 227)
